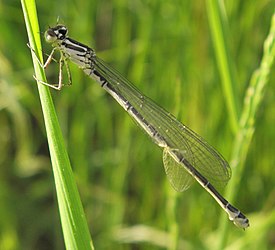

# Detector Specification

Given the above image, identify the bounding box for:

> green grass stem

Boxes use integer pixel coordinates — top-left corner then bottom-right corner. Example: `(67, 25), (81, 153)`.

(206, 0), (240, 133)
(21, 0), (94, 249)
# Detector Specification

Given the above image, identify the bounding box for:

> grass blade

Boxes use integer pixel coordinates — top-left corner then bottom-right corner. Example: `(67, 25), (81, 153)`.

(21, 0), (94, 249)
(206, 0), (240, 133)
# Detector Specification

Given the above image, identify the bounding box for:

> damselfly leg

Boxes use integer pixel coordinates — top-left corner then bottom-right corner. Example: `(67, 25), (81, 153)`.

(28, 43), (72, 90)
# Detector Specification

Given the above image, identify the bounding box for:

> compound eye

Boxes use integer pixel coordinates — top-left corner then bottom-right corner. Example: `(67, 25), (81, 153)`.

(45, 28), (57, 43)
(44, 25), (68, 43)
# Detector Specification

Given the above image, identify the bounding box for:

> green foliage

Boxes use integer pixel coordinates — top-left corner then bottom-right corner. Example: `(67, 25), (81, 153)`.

(0, 0), (274, 249)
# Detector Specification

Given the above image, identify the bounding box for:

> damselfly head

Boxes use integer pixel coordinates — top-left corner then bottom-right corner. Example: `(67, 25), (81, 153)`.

(45, 25), (68, 43)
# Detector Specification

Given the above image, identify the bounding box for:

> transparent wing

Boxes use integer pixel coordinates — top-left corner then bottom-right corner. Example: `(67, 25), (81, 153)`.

(94, 57), (232, 190)
(163, 147), (194, 192)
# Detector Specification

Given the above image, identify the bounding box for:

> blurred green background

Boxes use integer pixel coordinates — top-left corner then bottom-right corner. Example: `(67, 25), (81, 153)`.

(1, 0), (275, 249)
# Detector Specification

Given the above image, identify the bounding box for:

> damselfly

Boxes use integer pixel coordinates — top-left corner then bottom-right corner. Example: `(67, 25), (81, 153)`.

(31, 24), (249, 229)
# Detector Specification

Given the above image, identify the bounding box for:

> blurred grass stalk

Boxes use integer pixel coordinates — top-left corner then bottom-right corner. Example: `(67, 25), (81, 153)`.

(20, 0), (94, 249)
(221, 9), (275, 245)
(206, 0), (240, 134)
(206, 0), (275, 248)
